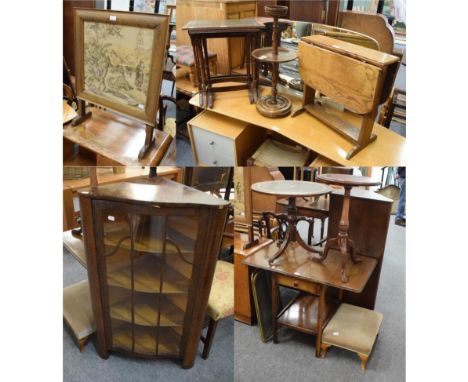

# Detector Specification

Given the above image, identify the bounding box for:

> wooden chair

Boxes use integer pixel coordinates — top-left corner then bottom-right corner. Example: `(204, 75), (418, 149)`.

(200, 260), (234, 359)
(63, 280), (96, 352)
(337, 10), (398, 56)
(378, 88), (406, 128)
(176, 45), (217, 86)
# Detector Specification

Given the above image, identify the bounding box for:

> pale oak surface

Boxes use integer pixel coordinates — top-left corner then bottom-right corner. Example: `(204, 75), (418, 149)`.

(189, 87), (406, 166)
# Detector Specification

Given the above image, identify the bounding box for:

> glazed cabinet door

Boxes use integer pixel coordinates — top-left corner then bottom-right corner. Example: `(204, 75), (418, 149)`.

(92, 200), (199, 358)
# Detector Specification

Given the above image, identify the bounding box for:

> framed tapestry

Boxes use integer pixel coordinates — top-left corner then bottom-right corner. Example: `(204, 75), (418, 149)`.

(74, 8), (168, 126)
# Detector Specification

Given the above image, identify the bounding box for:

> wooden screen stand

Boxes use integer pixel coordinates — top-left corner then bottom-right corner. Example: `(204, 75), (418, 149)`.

(139, 122), (156, 159)
(292, 35), (400, 159)
(70, 99), (160, 161)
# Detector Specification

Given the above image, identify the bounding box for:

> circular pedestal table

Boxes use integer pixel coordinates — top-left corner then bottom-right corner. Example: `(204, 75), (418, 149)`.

(251, 180), (331, 264)
(314, 174), (381, 283)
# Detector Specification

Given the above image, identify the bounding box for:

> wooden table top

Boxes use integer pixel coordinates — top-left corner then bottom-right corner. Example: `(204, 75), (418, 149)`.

(79, 177), (230, 208)
(317, 173), (381, 187)
(189, 87), (406, 166)
(184, 19), (264, 31)
(302, 35), (399, 67)
(251, 180), (330, 197)
(242, 241), (377, 293)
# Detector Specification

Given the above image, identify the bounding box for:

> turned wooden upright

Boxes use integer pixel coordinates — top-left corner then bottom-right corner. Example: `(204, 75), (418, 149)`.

(293, 35), (399, 159)
(314, 174), (381, 283)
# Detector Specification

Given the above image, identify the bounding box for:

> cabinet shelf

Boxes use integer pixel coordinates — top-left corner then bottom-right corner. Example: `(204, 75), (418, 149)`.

(107, 256), (190, 294)
(277, 294), (338, 335)
(103, 219), (196, 255)
(112, 324), (182, 356)
(110, 293), (187, 327)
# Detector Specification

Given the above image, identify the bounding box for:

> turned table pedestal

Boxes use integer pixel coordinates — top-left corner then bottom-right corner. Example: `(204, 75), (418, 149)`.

(314, 174), (381, 283)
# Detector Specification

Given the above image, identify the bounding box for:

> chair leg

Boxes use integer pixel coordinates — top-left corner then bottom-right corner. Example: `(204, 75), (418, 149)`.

(202, 317), (219, 360)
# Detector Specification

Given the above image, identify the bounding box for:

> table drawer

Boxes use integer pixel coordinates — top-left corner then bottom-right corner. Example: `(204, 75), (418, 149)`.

(275, 274), (320, 295)
(191, 126), (235, 166)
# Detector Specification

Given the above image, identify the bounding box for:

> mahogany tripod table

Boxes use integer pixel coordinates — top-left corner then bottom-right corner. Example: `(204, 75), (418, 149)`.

(184, 19), (264, 108)
(314, 174), (381, 283)
(251, 180), (330, 265)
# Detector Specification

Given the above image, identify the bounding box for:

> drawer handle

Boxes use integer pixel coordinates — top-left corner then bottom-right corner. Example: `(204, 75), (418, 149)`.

(210, 141), (215, 145)
(213, 160), (218, 165)
(293, 282), (299, 287)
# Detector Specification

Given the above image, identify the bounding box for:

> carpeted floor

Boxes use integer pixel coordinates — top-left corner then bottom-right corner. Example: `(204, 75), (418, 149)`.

(63, 215), (404, 382)
(63, 248), (234, 382)
(234, 217), (406, 382)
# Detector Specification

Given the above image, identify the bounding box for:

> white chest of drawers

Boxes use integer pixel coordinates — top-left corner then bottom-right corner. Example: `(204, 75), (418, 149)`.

(187, 110), (266, 166)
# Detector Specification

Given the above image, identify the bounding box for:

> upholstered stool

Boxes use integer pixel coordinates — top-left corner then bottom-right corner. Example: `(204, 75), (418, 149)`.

(200, 260), (234, 359)
(321, 303), (383, 370)
(63, 280), (96, 352)
(176, 45), (217, 86)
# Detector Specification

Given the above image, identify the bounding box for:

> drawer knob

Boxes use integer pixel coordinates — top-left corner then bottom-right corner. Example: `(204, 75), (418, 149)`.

(213, 160), (218, 165)
(210, 141), (215, 145)
(293, 282), (298, 287)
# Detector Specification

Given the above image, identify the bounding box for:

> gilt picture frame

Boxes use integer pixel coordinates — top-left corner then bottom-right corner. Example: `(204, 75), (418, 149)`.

(74, 8), (168, 126)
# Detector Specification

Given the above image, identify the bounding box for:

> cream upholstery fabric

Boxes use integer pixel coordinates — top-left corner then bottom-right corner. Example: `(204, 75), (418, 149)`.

(207, 261), (234, 321)
(322, 303), (383, 355)
(63, 280), (96, 340)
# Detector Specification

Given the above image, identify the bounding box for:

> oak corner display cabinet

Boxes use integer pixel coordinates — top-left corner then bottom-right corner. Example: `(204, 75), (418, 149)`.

(78, 178), (230, 369)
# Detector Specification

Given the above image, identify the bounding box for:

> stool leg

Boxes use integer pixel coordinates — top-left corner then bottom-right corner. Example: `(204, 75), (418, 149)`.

(202, 318), (219, 360)
(78, 337), (89, 352)
(358, 353), (368, 370)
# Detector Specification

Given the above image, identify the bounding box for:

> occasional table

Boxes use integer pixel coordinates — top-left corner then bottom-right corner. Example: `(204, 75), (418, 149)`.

(242, 242), (377, 357)
(314, 174), (381, 283)
(184, 19), (264, 108)
(251, 180), (330, 264)
(252, 6), (297, 118)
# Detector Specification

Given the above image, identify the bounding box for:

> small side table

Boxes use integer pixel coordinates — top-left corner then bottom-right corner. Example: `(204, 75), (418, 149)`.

(314, 174), (381, 283)
(251, 180), (330, 264)
(184, 19), (264, 108)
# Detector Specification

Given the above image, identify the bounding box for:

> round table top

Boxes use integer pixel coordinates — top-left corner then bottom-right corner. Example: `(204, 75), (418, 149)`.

(252, 47), (297, 63)
(251, 180), (330, 197)
(316, 173), (381, 187)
